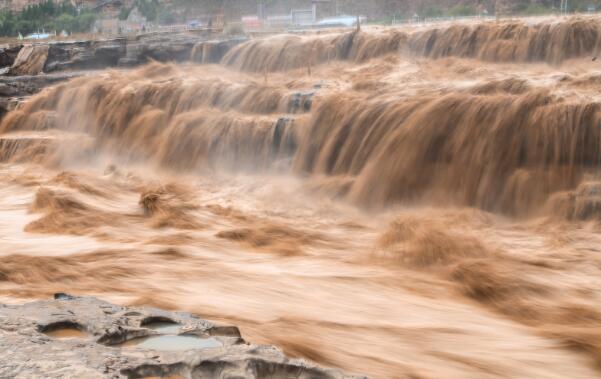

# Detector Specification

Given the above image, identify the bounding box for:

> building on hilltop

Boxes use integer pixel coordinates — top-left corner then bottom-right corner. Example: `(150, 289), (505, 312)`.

(92, 5), (146, 35)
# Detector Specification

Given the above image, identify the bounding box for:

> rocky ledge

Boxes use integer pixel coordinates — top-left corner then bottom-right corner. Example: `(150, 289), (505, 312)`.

(0, 72), (81, 118)
(4, 32), (247, 76)
(0, 32), (248, 119)
(0, 294), (364, 379)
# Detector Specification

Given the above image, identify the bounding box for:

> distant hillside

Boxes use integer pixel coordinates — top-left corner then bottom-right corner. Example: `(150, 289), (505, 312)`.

(191, 1), (601, 20)
(330, 1), (600, 19)
(1, 1), (599, 22)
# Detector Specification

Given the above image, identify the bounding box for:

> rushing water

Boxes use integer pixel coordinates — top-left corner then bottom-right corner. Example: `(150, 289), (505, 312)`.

(2, 16), (601, 379)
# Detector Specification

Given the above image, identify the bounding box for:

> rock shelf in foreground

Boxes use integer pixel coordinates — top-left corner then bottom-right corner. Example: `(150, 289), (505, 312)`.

(0, 294), (365, 379)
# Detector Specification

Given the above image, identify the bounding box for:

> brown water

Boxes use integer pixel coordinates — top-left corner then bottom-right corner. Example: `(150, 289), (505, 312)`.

(2, 16), (601, 379)
(44, 328), (89, 339)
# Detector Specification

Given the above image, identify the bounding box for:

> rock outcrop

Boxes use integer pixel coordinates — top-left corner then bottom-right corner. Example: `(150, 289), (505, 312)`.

(10, 45), (49, 75)
(0, 44), (23, 68)
(0, 71), (80, 118)
(0, 32), (246, 119)
(0, 294), (365, 379)
(190, 38), (248, 64)
(44, 39), (127, 72)
(4, 32), (247, 76)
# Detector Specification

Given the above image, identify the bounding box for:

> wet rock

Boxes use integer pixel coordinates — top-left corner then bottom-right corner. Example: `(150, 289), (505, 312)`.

(135, 33), (198, 62)
(3, 33), (245, 75)
(116, 57), (139, 67)
(190, 38), (247, 64)
(0, 44), (23, 68)
(288, 91), (314, 113)
(122, 33), (239, 65)
(44, 39), (126, 72)
(0, 72), (81, 118)
(0, 294), (365, 379)
(0, 72), (80, 96)
(271, 117), (297, 157)
(10, 45), (49, 75)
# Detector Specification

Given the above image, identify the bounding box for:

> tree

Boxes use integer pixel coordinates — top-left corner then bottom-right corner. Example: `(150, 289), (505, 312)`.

(119, 6), (132, 20)
(55, 13), (75, 32)
(135, 0), (161, 21)
(0, 0), (96, 36)
(75, 13), (95, 32)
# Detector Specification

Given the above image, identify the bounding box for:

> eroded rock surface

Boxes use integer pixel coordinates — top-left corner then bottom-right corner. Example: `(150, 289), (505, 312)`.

(4, 32), (247, 76)
(44, 39), (127, 72)
(0, 294), (365, 379)
(190, 38), (247, 64)
(0, 44), (23, 68)
(0, 71), (82, 118)
(10, 45), (49, 75)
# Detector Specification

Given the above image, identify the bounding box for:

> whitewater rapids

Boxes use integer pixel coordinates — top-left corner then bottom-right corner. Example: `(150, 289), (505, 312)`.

(2, 16), (601, 378)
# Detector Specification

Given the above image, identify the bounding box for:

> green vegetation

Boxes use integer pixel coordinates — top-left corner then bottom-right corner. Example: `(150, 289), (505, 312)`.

(568, 0), (599, 12)
(447, 4), (478, 17)
(119, 0), (221, 24)
(521, 4), (555, 15)
(118, 6), (132, 21)
(506, 1), (599, 16)
(421, 6), (444, 18)
(134, 0), (161, 22)
(0, 0), (96, 37)
(416, 5), (478, 19)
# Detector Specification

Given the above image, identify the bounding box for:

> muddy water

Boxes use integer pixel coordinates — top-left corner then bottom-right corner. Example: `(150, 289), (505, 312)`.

(2, 17), (601, 379)
(44, 328), (89, 339)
